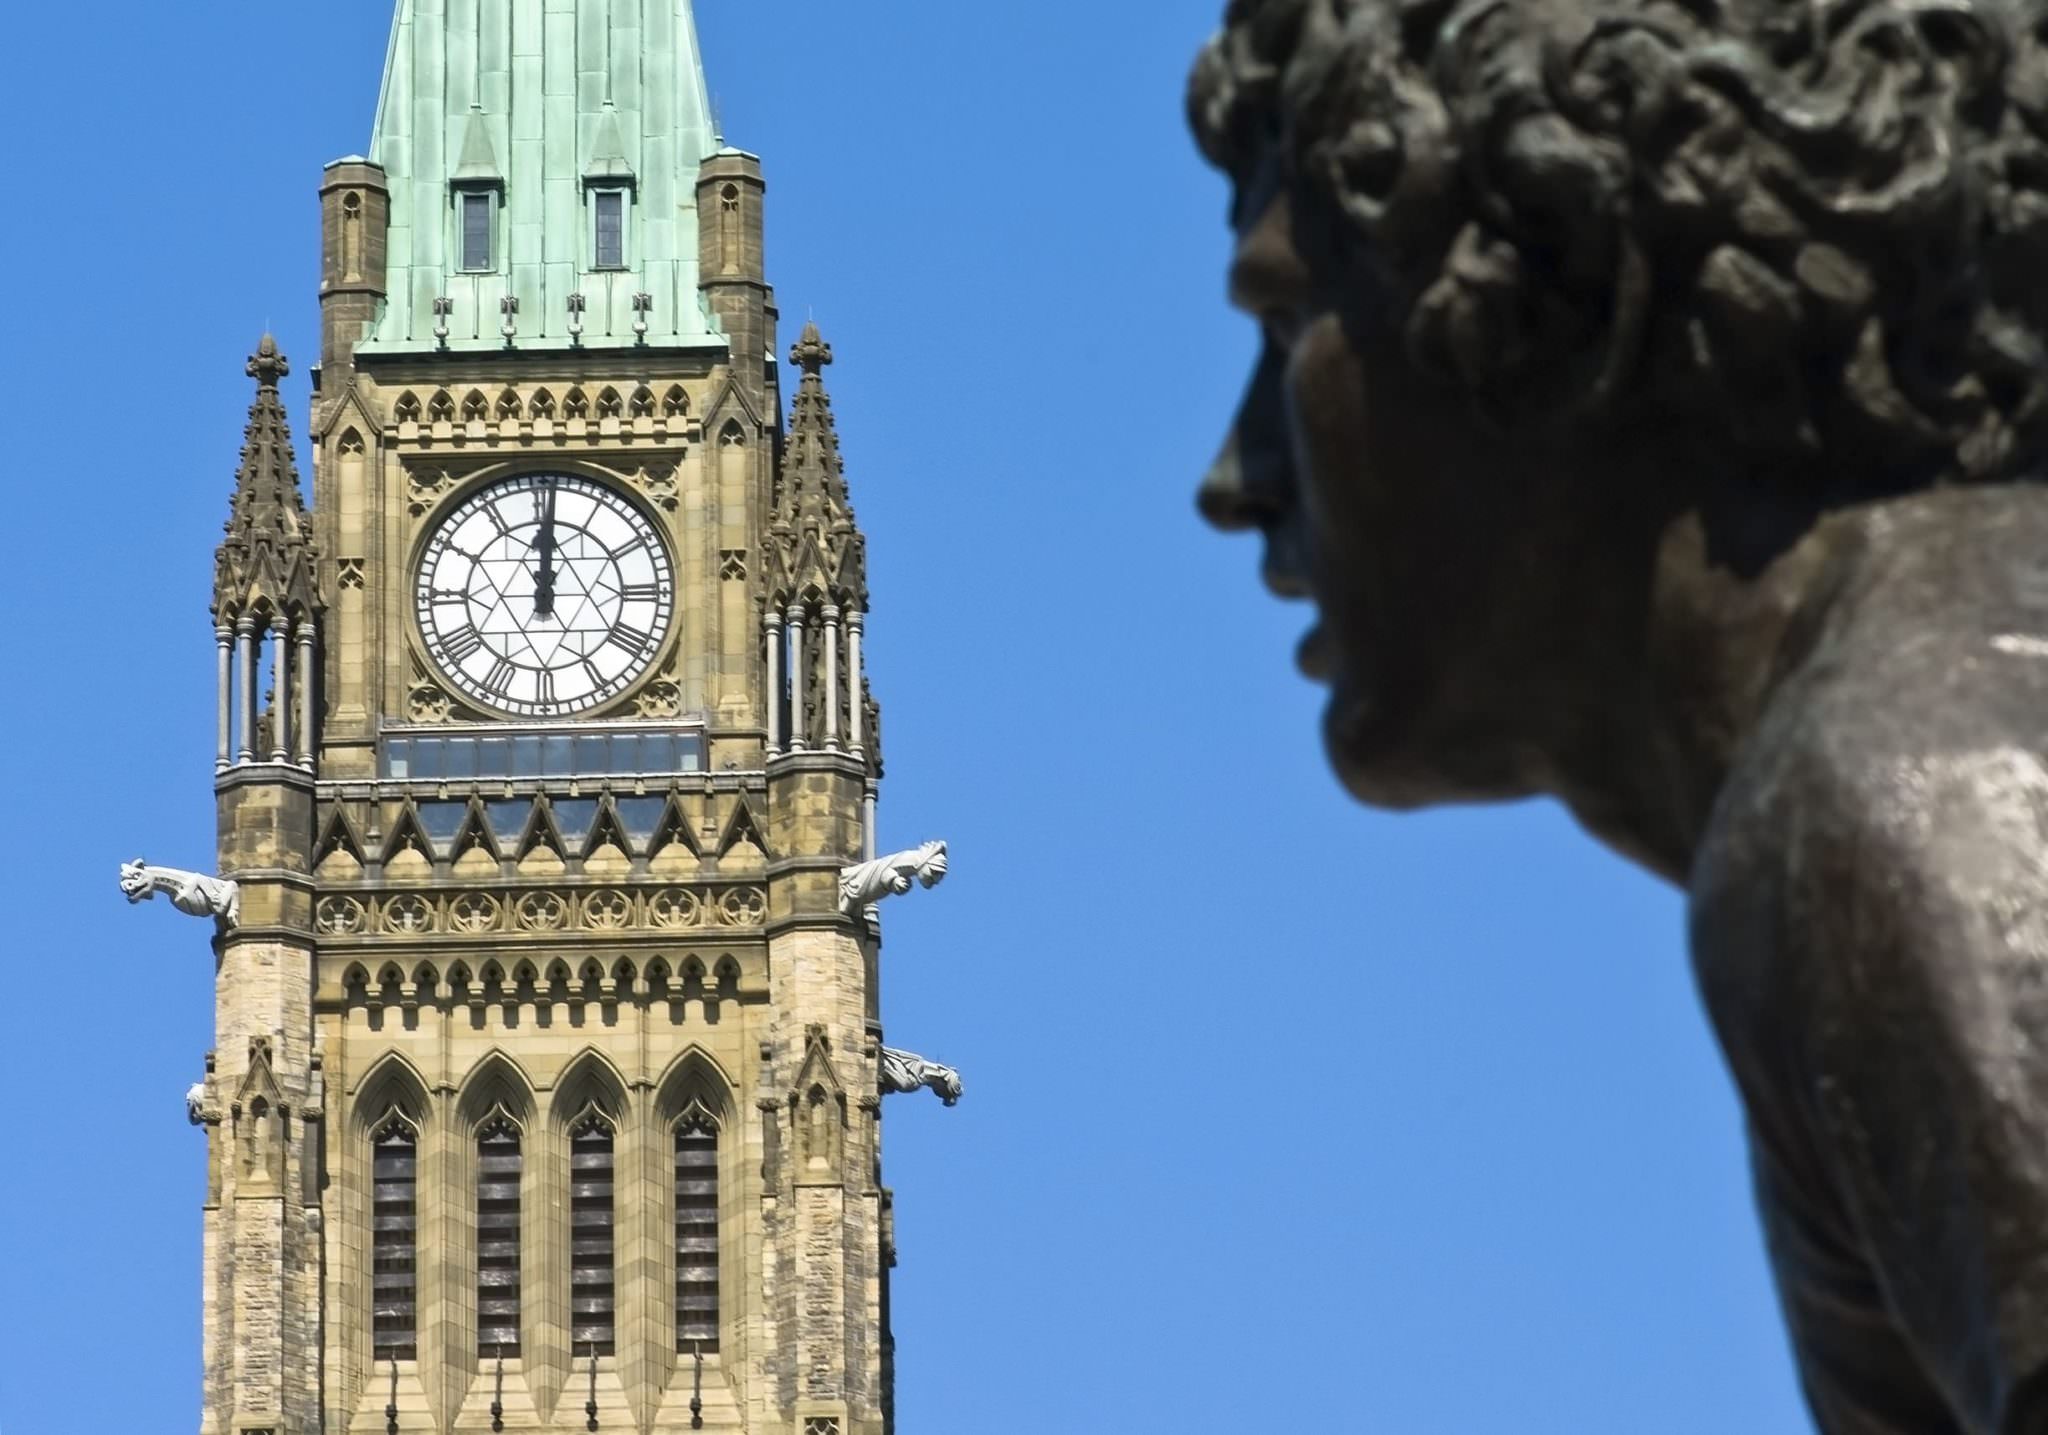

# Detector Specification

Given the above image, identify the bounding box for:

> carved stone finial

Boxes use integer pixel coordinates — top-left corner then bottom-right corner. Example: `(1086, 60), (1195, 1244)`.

(838, 840), (948, 913)
(790, 320), (833, 374)
(119, 858), (240, 927)
(246, 333), (289, 389)
(880, 1047), (962, 1106)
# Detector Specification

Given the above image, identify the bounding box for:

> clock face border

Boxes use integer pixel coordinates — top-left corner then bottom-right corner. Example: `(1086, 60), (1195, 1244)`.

(410, 469), (677, 720)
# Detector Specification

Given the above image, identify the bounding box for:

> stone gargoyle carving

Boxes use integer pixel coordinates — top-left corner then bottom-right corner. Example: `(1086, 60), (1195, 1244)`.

(185, 1082), (214, 1126)
(119, 859), (240, 927)
(838, 841), (948, 913)
(879, 1047), (963, 1107)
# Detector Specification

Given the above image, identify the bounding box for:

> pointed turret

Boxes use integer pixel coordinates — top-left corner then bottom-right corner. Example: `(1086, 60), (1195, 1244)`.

(213, 336), (318, 628)
(765, 322), (873, 761)
(770, 322), (866, 608)
(211, 336), (322, 772)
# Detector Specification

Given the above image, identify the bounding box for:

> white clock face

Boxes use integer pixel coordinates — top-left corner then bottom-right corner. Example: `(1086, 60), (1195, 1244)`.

(415, 474), (674, 717)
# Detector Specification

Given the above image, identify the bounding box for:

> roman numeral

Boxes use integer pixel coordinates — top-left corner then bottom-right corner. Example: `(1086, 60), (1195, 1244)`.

(611, 622), (658, 658)
(535, 670), (557, 709)
(581, 658), (605, 689)
(485, 657), (518, 696)
(621, 582), (663, 603)
(442, 626), (484, 663)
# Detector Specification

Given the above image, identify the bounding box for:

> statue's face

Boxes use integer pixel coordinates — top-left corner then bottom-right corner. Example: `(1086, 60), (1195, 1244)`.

(1201, 185), (1654, 808)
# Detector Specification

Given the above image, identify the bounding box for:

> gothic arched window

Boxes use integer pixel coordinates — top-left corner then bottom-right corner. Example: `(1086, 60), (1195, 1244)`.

(476, 1113), (523, 1356)
(371, 1112), (419, 1361)
(569, 1109), (617, 1356)
(341, 190), (364, 281)
(674, 1109), (721, 1353)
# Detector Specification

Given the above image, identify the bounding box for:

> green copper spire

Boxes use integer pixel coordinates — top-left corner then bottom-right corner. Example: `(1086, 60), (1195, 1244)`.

(360, 0), (723, 354)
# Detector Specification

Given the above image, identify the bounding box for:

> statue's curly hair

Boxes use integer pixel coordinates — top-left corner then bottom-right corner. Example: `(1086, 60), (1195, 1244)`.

(1190, 0), (2048, 488)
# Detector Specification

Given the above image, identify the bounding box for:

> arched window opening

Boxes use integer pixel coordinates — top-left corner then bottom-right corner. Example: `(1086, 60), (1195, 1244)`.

(663, 385), (688, 418)
(461, 390), (489, 423)
(630, 386), (655, 419)
(496, 389), (522, 421)
(341, 190), (365, 281)
(394, 392), (422, 425)
(428, 391), (456, 424)
(530, 389), (556, 420)
(477, 1113), (523, 1357)
(674, 1110), (720, 1353)
(719, 183), (742, 274)
(371, 1113), (419, 1361)
(569, 1110), (616, 1356)
(596, 387), (623, 420)
(563, 388), (589, 420)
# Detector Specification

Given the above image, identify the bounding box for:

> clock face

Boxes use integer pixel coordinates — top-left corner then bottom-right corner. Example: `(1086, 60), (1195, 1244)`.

(415, 474), (674, 717)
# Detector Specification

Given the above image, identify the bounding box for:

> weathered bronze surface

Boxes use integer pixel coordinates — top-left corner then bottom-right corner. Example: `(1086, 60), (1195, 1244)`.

(1190, 2), (2048, 1430)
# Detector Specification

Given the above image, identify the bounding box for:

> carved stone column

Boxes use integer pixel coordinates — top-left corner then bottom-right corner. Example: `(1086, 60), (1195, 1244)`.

(295, 622), (316, 769)
(271, 618), (292, 764)
(822, 604), (842, 750)
(216, 625), (234, 772)
(764, 609), (784, 754)
(235, 618), (257, 765)
(847, 610), (865, 756)
(787, 606), (808, 751)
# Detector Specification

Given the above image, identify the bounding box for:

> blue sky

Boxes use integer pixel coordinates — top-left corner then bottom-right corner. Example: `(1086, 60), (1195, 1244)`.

(0, 3), (1810, 1431)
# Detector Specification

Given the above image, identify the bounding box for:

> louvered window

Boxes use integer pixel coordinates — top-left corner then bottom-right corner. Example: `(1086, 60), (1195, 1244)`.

(570, 1112), (616, 1355)
(371, 1116), (419, 1361)
(460, 191), (495, 272)
(593, 190), (627, 270)
(477, 1115), (522, 1356)
(674, 1113), (720, 1352)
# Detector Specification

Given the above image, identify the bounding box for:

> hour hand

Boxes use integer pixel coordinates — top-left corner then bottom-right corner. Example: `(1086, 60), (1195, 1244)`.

(533, 485), (558, 617)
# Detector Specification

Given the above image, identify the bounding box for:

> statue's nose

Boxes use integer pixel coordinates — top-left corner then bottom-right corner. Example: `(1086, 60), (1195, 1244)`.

(1198, 344), (1296, 533)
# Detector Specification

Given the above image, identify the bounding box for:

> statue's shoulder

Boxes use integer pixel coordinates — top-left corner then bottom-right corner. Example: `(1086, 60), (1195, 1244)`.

(1693, 582), (2048, 973)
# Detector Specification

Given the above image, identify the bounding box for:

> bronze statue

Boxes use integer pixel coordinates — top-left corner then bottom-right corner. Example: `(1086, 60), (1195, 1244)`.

(1190, 1), (2048, 1429)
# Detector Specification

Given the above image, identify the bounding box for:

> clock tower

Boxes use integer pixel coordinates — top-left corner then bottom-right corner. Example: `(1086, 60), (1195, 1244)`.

(179, 5), (956, 1433)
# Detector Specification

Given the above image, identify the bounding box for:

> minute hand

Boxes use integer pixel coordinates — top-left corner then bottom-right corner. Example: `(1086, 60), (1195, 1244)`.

(534, 487), (558, 617)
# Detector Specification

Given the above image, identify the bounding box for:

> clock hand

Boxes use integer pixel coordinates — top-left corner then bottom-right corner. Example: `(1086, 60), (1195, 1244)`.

(534, 483), (558, 618)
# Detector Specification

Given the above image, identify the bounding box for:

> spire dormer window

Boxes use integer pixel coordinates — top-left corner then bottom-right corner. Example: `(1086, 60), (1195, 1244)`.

(459, 190), (497, 273)
(592, 189), (628, 270)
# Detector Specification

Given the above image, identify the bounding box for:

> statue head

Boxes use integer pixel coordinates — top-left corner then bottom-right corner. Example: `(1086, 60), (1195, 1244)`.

(933, 1065), (964, 1106)
(1188, 0), (2048, 809)
(911, 841), (949, 889)
(119, 859), (152, 903)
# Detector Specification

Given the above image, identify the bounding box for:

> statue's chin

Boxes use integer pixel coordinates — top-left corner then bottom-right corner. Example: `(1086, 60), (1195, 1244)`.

(1321, 680), (1536, 811)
